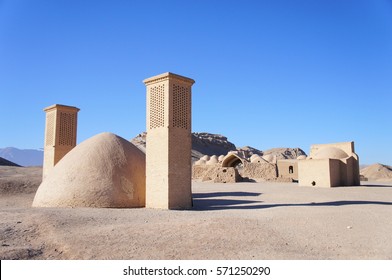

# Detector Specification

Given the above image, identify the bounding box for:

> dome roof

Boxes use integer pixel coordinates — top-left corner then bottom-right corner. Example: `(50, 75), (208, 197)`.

(313, 147), (349, 160)
(250, 154), (262, 163)
(206, 156), (219, 165)
(201, 155), (210, 161)
(250, 154), (260, 161)
(297, 155), (307, 160)
(194, 159), (206, 165)
(262, 154), (274, 163)
(33, 132), (146, 208)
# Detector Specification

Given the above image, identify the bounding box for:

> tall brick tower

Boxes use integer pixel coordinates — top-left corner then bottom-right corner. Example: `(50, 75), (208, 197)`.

(43, 104), (79, 179)
(143, 72), (195, 209)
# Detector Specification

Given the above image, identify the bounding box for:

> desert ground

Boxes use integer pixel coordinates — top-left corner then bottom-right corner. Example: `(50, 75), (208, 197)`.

(1, 166), (391, 260)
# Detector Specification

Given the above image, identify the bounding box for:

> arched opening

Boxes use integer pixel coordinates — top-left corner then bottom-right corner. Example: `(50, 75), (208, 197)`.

(231, 159), (243, 170)
(289, 166), (294, 174)
(222, 154), (244, 170)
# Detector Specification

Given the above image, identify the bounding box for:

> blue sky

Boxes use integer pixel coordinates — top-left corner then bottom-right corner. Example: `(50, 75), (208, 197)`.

(0, 0), (391, 165)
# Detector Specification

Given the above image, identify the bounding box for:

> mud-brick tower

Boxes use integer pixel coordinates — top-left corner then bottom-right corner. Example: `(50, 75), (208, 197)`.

(143, 72), (195, 209)
(43, 104), (80, 179)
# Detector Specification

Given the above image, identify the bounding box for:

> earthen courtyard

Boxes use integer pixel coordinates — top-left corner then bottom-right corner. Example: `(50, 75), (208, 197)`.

(1, 166), (391, 260)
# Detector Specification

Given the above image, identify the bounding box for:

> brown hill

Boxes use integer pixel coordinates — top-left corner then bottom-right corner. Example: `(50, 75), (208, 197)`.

(236, 146), (263, 158)
(191, 132), (237, 157)
(263, 148), (307, 160)
(360, 163), (392, 181)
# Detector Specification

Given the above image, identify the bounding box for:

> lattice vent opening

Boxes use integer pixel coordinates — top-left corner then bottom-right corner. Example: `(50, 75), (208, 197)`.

(149, 84), (165, 129)
(59, 112), (76, 146)
(172, 84), (190, 129)
(45, 112), (55, 146)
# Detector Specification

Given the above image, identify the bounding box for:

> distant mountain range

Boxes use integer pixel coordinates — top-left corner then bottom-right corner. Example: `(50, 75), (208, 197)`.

(0, 147), (43, 167)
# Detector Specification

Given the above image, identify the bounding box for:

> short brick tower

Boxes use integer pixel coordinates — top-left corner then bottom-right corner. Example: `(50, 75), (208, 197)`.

(43, 104), (79, 179)
(143, 72), (195, 209)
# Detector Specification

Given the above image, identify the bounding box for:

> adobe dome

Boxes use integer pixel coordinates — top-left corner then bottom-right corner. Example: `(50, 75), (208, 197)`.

(32, 132), (146, 208)
(313, 147), (349, 160)
(218, 155), (225, 162)
(262, 154), (274, 163)
(201, 155), (210, 161)
(297, 155), (307, 160)
(195, 159), (207, 165)
(207, 155), (219, 165)
(250, 154), (262, 163)
(250, 154), (260, 161)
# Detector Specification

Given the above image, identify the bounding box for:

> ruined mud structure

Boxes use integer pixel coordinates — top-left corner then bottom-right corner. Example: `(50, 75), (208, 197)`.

(193, 141), (360, 188)
(193, 151), (302, 183)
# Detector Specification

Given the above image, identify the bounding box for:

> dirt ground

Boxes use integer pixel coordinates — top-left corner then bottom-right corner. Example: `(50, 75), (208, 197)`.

(1, 166), (391, 260)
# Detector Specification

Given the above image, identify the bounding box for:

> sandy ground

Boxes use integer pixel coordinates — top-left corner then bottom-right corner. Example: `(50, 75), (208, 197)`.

(1, 166), (392, 260)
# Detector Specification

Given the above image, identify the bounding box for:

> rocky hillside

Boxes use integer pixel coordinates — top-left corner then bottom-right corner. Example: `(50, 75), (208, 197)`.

(191, 133), (237, 157)
(130, 133), (147, 153)
(236, 146), (263, 158)
(263, 148), (307, 160)
(131, 132), (237, 161)
(360, 163), (392, 182)
(131, 132), (306, 161)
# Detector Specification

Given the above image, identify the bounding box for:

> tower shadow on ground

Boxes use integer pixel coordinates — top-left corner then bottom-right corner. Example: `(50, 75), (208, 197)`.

(192, 191), (392, 211)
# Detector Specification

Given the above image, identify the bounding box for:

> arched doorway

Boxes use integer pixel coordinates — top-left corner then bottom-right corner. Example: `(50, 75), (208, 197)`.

(222, 154), (245, 170)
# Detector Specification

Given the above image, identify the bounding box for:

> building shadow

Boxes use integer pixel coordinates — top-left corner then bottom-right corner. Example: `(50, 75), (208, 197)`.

(193, 192), (261, 199)
(359, 184), (392, 188)
(193, 198), (263, 210)
(192, 192), (263, 210)
(192, 192), (392, 211)
(240, 177), (257, 183)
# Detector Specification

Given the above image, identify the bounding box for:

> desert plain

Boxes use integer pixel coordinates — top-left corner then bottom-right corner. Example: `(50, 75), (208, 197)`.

(1, 166), (391, 260)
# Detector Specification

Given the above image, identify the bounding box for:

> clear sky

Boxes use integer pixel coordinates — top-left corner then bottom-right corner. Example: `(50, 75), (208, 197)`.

(0, 0), (391, 165)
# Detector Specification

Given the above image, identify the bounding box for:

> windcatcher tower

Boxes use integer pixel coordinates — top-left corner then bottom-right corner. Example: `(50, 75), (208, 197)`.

(143, 72), (195, 209)
(43, 104), (79, 179)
